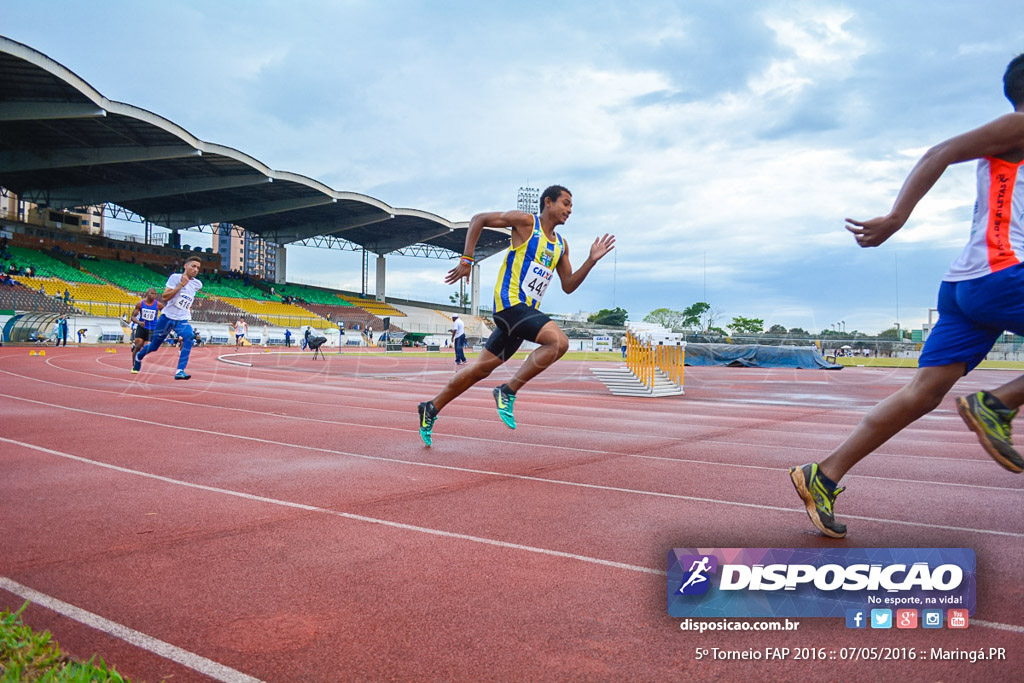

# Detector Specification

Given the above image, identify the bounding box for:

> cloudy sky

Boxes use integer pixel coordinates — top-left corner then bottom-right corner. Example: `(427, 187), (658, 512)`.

(6, 1), (1024, 334)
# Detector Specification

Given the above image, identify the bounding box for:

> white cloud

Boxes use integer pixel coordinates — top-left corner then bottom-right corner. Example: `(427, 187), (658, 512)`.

(5, 0), (1019, 334)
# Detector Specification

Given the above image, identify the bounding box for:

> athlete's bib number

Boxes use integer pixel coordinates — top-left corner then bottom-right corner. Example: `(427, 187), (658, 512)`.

(524, 263), (554, 304)
(140, 308), (157, 321)
(175, 294), (194, 311)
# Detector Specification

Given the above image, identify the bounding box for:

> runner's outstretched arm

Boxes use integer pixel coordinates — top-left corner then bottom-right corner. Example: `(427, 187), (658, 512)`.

(556, 234), (615, 293)
(846, 113), (1024, 248)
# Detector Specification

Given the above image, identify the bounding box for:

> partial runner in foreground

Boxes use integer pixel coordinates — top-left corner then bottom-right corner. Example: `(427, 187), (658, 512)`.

(417, 185), (614, 446)
(791, 53), (1024, 539)
(133, 256), (203, 380)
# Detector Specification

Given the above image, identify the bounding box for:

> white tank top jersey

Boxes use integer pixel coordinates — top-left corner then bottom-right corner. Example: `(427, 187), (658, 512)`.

(945, 156), (1024, 282)
(163, 273), (203, 321)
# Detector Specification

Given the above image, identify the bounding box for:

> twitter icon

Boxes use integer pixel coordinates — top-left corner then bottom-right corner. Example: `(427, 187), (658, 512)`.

(870, 609), (892, 629)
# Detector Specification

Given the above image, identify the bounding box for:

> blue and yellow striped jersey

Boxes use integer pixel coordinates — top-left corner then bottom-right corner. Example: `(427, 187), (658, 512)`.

(493, 215), (565, 312)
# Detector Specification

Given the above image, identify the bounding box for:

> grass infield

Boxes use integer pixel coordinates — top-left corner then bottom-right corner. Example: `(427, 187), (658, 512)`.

(0, 603), (128, 682)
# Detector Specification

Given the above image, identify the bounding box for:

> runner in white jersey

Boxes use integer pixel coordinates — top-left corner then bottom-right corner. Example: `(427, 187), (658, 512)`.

(234, 318), (248, 349)
(790, 52), (1024, 539)
(133, 255), (204, 380)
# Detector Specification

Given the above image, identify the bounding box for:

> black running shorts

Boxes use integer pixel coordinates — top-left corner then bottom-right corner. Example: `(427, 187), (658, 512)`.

(134, 327), (151, 342)
(484, 304), (553, 361)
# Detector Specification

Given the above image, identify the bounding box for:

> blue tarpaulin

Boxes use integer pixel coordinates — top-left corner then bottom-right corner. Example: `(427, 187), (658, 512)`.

(683, 343), (842, 369)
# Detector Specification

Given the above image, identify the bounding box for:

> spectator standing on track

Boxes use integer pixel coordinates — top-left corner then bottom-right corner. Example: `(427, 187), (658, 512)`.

(451, 314), (467, 366)
(790, 53), (1024, 539)
(302, 326), (311, 351)
(132, 255), (203, 380)
(129, 288), (164, 373)
(284, 328), (292, 347)
(235, 318), (248, 349)
(417, 185), (615, 446)
(77, 327), (87, 344)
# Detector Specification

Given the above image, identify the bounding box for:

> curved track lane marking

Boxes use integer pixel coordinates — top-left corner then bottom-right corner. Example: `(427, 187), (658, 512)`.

(3, 437), (1021, 636)
(1, 401), (1021, 538)
(4, 353), (991, 462)
(0, 577), (263, 683)
(0, 436), (661, 576)
(70, 353), (994, 447)
(1, 365), (1017, 493)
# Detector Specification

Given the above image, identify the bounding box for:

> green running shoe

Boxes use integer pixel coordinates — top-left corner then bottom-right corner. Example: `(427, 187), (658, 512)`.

(956, 391), (1022, 473)
(789, 463), (847, 538)
(493, 384), (516, 429)
(417, 401), (438, 446)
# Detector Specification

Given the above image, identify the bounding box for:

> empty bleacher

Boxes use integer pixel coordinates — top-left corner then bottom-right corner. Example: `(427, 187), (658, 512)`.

(0, 284), (77, 316)
(4, 245), (103, 283)
(11, 275), (139, 317)
(201, 278), (275, 300)
(81, 259), (169, 293)
(338, 293), (406, 319)
(215, 296), (329, 327)
(275, 282), (353, 307)
(190, 296), (258, 325)
(299, 303), (402, 333)
(2, 241), (494, 345)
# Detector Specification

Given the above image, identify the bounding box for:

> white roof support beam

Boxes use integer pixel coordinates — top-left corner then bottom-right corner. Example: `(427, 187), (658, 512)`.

(40, 174), (272, 211)
(262, 213), (393, 244)
(0, 102), (106, 121)
(369, 227), (453, 255)
(0, 145), (200, 173)
(160, 195), (336, 228)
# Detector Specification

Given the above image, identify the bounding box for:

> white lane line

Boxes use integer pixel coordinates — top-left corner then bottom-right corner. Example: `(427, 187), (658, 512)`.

(4, 437), (1022, 636)
(27, 358), (990, 450)
(215, 352), (253, 367)
(0, 577), (263, 683)
(0, 437), (662, 576)
(973, 619), (1024, 634)
(2, 395), (1022, 540)
(2, 368), (1014, 494)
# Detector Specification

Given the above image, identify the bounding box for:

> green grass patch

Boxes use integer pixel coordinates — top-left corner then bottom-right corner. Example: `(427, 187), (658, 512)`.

(1, 602), (129, 682)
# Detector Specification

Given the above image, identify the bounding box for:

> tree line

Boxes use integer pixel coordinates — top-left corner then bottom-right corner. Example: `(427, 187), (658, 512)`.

(584, 302), (914, 340)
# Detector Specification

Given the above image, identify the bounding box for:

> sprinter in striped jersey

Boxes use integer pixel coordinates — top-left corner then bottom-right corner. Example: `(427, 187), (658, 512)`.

(791, 52), (1024, 538)
(417, 185), (615, 446)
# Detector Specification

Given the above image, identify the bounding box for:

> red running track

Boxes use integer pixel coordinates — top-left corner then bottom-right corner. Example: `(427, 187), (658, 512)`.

(1, 346), (1021, 681)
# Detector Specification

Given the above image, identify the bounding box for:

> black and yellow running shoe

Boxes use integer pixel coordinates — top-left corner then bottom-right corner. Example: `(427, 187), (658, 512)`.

(789, 463), (847, 538)
(493, 384), (517, 429)
(956, 391), (1023, 473)
(417, 401), (438, 447)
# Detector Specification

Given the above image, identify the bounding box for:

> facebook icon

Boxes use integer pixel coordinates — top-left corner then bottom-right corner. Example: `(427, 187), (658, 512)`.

(845, 609), (867, 629)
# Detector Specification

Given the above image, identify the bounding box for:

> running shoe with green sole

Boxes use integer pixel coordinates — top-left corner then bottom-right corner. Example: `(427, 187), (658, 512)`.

(789, 463), (847, 538)
(418, 401), (438, 446)
(493, 384), (516, 429)
(956, 391), (1023, 473)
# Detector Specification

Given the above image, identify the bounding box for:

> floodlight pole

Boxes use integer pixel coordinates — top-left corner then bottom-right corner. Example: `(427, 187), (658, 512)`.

(361, 249), (368, 297)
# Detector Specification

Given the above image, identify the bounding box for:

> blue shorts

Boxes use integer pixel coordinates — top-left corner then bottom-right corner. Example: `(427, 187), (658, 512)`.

(919, 264), (1024, 373)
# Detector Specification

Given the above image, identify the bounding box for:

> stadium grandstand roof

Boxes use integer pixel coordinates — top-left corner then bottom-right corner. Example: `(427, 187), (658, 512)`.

(0, 36), (511, 259)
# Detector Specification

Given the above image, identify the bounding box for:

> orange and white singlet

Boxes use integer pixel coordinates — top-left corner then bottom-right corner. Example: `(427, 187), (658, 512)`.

(945, 157), (1024, 281)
